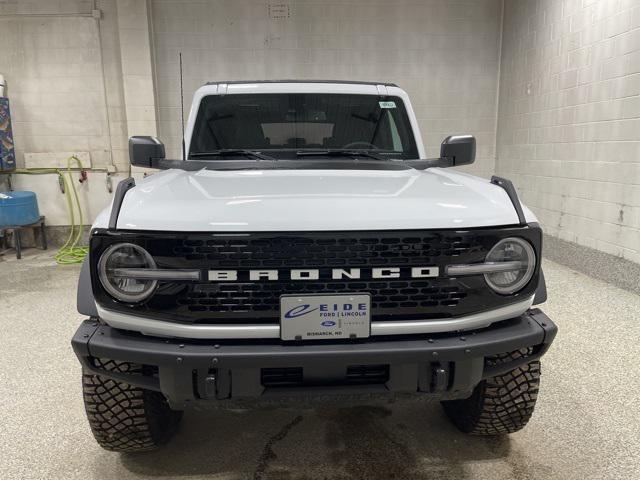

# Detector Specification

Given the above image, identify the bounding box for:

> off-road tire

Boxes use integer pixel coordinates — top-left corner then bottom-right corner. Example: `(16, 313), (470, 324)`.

(82, 359), (183, 452)
(441, 348), (541, 435)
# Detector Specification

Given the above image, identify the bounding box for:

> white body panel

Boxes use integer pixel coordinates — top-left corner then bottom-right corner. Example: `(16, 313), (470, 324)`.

(111, 167), (536, 232)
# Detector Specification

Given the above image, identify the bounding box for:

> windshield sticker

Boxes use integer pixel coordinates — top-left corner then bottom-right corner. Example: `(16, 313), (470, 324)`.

(379, 101), (396, 109)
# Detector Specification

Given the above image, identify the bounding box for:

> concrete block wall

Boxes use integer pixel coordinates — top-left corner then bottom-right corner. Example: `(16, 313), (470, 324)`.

(0, 0), (148, 225)
(98, 0), (131, 170)
(150, 0), (504, 178)
(496, 0), (640, 263)
(0, 1), (112, 170)
(116, 0), (158, 139)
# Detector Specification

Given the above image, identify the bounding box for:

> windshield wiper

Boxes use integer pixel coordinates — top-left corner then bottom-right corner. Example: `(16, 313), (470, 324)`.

(190, 149), (275, 160)
(296, 150), (390, 161)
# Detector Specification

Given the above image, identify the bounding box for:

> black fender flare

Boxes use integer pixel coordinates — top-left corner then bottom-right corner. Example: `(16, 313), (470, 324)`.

(77, 257), (98, 317)
(533, 269), (547, 305)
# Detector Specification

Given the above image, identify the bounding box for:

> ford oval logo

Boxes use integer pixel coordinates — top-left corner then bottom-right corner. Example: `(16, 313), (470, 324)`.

(321, 320), (336, 327)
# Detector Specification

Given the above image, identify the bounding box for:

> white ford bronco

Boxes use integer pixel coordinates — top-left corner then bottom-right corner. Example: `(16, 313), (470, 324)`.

(72, 80), (556, 452)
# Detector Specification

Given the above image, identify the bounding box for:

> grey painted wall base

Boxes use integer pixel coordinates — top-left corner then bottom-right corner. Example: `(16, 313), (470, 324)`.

(0, 225), (90, 250)
(543, 234), (640, 296)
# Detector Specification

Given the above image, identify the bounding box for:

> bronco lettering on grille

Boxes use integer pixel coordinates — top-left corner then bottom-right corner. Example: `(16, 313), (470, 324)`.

(207, 267), (439, 282)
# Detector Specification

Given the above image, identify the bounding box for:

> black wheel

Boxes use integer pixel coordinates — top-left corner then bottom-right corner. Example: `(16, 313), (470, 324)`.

(441, 348), (541, 435)
(82, 359), (182, 452)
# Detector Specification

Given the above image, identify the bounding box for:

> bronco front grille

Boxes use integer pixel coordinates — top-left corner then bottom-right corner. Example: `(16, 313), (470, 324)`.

(90, 227), (542, 325)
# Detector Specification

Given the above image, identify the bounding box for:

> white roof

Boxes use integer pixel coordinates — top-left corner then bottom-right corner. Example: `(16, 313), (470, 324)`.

(195, 80), (399, 96)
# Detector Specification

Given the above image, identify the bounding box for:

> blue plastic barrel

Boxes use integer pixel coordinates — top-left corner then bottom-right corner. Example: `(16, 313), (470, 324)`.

(0, 191), (40, 227)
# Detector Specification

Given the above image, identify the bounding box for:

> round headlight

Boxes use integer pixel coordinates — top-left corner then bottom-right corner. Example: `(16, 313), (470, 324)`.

(98, 243), (157, 303)
(484, 237), (536, 295)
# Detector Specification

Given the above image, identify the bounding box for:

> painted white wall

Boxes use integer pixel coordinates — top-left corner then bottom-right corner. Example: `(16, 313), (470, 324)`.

(150, 0), (504, 178)
(0, 4), (111, 170)
(496, 0), (640, 264)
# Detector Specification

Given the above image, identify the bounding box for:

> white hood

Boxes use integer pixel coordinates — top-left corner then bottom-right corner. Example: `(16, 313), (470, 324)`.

(111, 167), (536, 232)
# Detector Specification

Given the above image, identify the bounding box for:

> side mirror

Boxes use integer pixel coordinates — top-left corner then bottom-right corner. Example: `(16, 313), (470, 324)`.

(440, 135), (475, 166)
(129, 136), (165, 168)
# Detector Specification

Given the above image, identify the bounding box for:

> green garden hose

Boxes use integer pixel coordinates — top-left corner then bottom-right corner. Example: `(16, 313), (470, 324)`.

(11, 156), (89, 264)
(55, 156), (89, 264)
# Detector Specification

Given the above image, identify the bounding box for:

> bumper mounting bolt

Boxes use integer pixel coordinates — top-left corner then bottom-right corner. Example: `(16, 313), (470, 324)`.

(176, 357), (183, 364)
(460, 336), (466, 341)
(427, 338), (434, 343)
(178, 344), (185, 349)
(465, 349), (471, 354)
(432, 352), (439, 357)
(212, 358), (218, 365)
(214, 344), (220, 349)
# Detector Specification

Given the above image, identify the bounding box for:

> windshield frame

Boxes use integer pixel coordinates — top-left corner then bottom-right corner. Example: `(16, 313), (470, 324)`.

(187, 92), (420, 161)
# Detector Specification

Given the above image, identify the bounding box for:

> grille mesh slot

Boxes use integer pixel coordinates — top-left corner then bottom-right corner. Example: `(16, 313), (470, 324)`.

(261, 365), (389, 387)
(180, 280), (467, 313)
(172, 234), (476, 267)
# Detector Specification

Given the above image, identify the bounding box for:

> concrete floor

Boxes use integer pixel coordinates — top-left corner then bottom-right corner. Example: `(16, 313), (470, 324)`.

(0, 251), (639, 480)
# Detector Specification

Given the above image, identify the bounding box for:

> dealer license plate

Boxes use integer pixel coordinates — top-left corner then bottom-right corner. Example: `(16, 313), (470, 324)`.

(280, 293), (371, 341)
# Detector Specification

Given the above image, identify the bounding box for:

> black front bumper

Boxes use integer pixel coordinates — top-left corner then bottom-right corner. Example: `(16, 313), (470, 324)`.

(72, 309), (557, 409)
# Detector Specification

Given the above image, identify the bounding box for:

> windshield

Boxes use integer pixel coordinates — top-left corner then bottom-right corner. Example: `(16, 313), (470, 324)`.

(189, 93), (419, 159)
